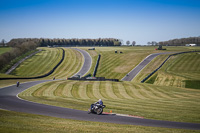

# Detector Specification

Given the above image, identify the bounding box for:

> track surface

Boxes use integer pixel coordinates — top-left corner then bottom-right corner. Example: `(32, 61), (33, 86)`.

(71, 48), (92, 77)
(121, 52), (175, 81)
(0, 81), (200, 130)
(0, 49), (200, 130)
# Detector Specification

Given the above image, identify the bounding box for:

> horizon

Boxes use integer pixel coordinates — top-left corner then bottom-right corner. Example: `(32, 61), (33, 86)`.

(1, 0), (200, 45)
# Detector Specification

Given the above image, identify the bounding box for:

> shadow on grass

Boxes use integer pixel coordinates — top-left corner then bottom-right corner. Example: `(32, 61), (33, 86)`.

(184, 80), (200, 89)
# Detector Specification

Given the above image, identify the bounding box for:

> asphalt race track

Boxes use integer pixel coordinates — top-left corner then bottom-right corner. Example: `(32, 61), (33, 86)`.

(121, 52), (175, 81)
(0, 81), (200, 130)
(71, 48), (92, 77)
(0, 49), (200, 130)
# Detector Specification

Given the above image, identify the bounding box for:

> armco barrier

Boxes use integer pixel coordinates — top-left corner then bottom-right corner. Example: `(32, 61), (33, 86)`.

(141, 51), (200, 83)
(93, 54), (101, 77)
(0, 48), (65, 80)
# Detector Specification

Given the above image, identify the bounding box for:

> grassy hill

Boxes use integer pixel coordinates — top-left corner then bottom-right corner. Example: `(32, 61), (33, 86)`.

(19, 80), (200, 123)
(146, 52), (200, 89)
(46, 48), (83, 79)
(81, 46), (200, 80)
(0, 47), (82, 87)
(1, 46), (200, 132)
(81, 46), (163, 79)
(0, 47), (82, 79)
(11, 47), (62, 77)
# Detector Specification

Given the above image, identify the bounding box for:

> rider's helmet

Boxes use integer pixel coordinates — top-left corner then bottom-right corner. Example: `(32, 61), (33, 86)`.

(98, 99), (102, 102)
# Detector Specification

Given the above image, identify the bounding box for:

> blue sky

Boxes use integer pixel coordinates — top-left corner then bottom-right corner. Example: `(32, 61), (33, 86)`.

(0, 0), (200, 45)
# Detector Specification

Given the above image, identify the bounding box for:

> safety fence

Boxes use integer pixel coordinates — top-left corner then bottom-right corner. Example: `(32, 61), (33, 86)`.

(68, 77), (119, 82)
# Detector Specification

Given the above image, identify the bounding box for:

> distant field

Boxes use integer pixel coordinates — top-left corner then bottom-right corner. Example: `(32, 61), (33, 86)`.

(146, 52), (200, 89)
(80, 46), (200, 80)
(19, 80), (200, 123)
(81, 47), (161, 79)
(0, 47), (11, 55)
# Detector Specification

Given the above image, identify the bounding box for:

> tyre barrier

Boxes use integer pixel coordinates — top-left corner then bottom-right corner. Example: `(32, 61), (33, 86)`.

(68, 77), (119, 82)
(93, 54), (101, 77)
(141, 50), (200, 83)
(0, 48), (65, 80)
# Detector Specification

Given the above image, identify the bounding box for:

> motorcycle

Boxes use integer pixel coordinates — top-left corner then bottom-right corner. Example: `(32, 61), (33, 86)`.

(88, 104), (106, 115)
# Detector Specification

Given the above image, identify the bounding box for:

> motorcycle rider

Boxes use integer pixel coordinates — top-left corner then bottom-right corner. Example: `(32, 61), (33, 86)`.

(90, 99), (103, 110)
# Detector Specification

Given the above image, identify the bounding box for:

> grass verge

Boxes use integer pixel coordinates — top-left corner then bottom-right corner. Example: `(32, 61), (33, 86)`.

(0, 110), (198, 133)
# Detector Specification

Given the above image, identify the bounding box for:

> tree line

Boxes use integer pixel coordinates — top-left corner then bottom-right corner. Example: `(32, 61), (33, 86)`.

(8, 38), (121, 47)
(0, 41), (38, 71)
(158, 37), (200, 46)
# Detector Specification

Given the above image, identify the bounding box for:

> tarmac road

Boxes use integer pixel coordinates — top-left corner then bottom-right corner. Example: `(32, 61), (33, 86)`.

(0, 81), (200, 130)
(71, 48), (92, 77)
(121, 52), (175, 81)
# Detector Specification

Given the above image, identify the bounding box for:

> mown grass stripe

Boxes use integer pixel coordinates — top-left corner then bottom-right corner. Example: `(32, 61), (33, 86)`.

(33, 48), (59, 76)
(152, 86), (177, 99)
(105, 81), (119, 99)
(71, 82), (81, 99)
(127, 83), (147, 99)
(122, 82), (138, 98)
(99, 82), (112, 99)
(50, 49), (70, 78)
(86, 83), (97, 99)
(54, 82), (67, 97)
(112, 82), (125, 99)
(48, 48), (82, 79)
(62, 81), (78, 98)
(92, 81), (104, 100)
(137, 84), (161, 99)
(44, 81), (62, 97)
(143, 85), (171, 99)
(115, 82), (133, 99)
(78, 82), (90, 99)
(58, 48), (77, 78)
(14, 48), (61, 77)
(32, 82), (55, 97)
